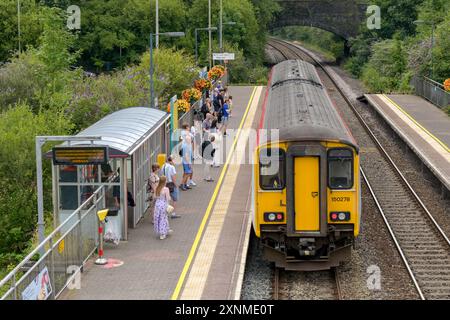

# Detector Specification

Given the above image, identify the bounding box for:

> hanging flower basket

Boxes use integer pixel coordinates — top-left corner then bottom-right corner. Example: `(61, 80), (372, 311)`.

(194, 79), (212, 92)
(167, 99), (191, 114)
(182, 88), (202, 104)
(444, 78), (450, 92)
(207, 65), (225, 81)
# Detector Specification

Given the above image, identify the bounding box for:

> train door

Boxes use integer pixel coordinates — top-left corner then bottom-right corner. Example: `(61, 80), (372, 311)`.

(294, 157), (320, 232)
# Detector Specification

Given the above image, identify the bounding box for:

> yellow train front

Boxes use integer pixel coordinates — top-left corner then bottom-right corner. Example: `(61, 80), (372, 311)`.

(253, 60), (361, 271)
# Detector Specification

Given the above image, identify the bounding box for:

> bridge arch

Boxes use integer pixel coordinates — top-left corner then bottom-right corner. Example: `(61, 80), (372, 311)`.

(270, 0), (369, 40)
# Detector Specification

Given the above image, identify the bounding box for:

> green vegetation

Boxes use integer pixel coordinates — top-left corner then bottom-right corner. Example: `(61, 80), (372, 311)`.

(273, 0), (449, 94)
(0, 0), (280, 273)
(272, 27), (345, 62)
(347, 0), (450, 92)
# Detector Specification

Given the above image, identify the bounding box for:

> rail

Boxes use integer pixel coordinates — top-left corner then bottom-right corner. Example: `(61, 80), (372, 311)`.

(270, 38), (450, 299)
(0, 184), (108, 300)
(411, 76), (450, 109)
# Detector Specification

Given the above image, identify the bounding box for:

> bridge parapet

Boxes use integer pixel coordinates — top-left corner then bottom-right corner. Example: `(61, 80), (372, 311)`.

(271, 0), (369, 39)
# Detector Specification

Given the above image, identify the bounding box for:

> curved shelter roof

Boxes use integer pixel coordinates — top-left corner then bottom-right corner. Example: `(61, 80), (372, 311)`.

(57, 107), (169, 157)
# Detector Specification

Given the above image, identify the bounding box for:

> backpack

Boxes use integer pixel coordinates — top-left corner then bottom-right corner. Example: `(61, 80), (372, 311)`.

(201, 141), (215, 160)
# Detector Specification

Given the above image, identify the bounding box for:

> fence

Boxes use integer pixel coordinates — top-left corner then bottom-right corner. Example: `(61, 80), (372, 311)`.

(411, 76), (450, 109)
(0, 185), (107, 300)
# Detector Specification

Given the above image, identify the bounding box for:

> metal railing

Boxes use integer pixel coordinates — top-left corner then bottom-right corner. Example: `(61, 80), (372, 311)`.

(411, 76), (450, 109)
(0, 185), (107, 300)
(178, 99), (200, 128)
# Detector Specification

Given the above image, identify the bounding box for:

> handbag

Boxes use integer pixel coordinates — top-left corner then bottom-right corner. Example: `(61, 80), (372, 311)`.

(163, 164), (176, 193)
(166, 205), (174, 214)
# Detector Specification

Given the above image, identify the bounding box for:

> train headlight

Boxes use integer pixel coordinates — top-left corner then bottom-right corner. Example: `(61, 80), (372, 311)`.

(264, 212), (284, 222)
(330, 212), (350, 222)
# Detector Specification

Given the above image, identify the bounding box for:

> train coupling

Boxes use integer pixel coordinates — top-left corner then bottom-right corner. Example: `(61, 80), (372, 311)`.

(298, 238), (316, 256)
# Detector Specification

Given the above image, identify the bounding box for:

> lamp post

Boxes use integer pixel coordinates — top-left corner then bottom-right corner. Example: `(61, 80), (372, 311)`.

(195, 27), (217, 65)
(208, 0), (212, 69)
(219, 21), (236, 53)
(155, 0), (159, 48)
(219, 21), (236, 65)
(149, 32), (185, 109)
(17, 0), (21, 53)
(414, 19), (435, 79)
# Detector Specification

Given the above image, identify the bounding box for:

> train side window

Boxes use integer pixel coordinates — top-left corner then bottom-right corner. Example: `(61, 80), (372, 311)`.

(328, 149), (353, 189)
(259, 148), (285, 190)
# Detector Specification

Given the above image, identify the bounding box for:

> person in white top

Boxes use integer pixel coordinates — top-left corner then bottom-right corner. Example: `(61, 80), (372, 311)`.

(161, 156), (181, 219)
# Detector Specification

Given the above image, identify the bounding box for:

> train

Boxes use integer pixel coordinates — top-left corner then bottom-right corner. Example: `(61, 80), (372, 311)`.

(252, 60), (361, 271)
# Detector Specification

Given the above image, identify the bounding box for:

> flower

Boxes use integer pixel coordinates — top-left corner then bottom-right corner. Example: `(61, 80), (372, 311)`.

(444, 78), (450, 92)
(167, 99), (191, 113)
(194, 79), (212, 92)
(182, 87), (202, 102)
(207, 65), (225, 81)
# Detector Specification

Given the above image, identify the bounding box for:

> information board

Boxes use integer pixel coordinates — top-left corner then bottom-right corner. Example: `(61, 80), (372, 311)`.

(52, 146), (109, 165)
(213, 52), (235, 61)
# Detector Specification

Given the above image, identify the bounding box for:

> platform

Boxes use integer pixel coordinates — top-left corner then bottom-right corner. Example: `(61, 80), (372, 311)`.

(365, 94), (450, 192)
(59, 86), (264, 300)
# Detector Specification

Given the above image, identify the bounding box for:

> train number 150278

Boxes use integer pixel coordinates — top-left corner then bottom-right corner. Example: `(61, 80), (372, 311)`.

(331, 197), (351, 202)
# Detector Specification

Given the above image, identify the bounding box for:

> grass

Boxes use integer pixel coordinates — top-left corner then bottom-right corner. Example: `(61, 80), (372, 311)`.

(289, 40), (337, 63)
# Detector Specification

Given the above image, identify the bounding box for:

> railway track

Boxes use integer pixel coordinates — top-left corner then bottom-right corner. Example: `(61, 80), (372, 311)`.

(267, 38), (450, 300)
(273, 267), (341, 300)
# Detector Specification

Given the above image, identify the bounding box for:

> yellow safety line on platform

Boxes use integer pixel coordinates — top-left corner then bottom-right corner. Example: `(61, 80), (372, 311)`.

(381, 94), (450, 153)
(180, 86), (262, 300)
(171, 86), (258, 300)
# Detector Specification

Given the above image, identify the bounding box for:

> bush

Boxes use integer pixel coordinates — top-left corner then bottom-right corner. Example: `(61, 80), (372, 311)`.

(0, 104), (73, 260)
(361, 39), (408, 93)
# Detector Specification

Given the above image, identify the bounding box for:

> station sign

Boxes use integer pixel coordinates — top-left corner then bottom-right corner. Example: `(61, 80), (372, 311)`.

(213, 52), (235, 61)
(52, 146), (109, 165)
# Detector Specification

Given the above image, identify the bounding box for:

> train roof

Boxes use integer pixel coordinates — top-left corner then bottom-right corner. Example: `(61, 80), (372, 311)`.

(264, 60), (358, 151)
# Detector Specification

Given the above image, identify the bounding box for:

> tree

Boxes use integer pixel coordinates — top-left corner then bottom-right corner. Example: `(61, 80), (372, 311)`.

(0, 0), (49, 62)
(187, 0), (261, 66)
(0, 104), (73, 260)
(137, 47), (199, 106)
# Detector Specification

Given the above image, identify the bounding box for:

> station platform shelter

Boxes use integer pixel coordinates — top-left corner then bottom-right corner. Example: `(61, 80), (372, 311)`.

(58, 85), (264, 300)
(49, 107), (171, 241)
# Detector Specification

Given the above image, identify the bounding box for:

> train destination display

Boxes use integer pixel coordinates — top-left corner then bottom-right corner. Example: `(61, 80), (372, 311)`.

(52, 146), (109, 165)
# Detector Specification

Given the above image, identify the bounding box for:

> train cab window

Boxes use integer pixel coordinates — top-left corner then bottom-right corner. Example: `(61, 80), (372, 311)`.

(259, 148), (285, 190)
(328, 149), (353, 189)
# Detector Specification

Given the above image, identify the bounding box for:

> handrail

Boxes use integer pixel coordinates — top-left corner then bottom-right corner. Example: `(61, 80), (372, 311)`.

(411, 75), (450, 109)
(423, 76), (445, 89)
(0, 183), (105, 289)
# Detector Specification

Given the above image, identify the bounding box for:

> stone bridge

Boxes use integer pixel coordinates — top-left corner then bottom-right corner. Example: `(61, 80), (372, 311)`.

(271, 0), (370, 40)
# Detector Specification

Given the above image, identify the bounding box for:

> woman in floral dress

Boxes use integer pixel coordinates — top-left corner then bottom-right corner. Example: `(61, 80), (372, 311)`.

(153, 176), (172, 240)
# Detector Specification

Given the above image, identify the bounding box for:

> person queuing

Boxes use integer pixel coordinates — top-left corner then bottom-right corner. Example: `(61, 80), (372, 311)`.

(161, 156), (181, 219)
(202, 135), (216, 182)
(153, 176), (173, 240)
(180, 123), (197, 186)
(147, 164), (160, 224)
(221, 99), (230, 136)
(200, 98), (212, 121)
(180, 135), (194, 191)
